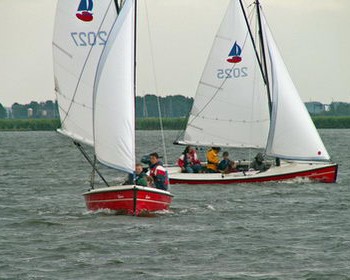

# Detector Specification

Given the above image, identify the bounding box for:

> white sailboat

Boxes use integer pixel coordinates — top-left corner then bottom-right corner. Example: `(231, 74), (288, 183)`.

(53, 0), (173, 215)
(168, 0), (337, 185)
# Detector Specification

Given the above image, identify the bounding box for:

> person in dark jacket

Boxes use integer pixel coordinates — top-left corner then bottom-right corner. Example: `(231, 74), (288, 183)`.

(218, 151), (237, 173)
(250, 153), (271, 172)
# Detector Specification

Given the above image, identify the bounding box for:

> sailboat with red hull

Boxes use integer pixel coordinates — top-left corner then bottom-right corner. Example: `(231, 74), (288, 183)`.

(53, 0), (173, 215)
(169, 0), (337, 185)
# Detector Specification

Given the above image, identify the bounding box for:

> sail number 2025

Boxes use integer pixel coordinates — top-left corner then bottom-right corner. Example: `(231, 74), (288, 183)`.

(217, 67), (248, 79)
(71, 31), (107, 47)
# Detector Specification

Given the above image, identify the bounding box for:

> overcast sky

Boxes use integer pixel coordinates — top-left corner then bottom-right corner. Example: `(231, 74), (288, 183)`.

(0, 0), (349, 107)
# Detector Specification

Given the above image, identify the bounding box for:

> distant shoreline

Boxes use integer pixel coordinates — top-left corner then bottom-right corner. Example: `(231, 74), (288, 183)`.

(0, 117), (350, 131)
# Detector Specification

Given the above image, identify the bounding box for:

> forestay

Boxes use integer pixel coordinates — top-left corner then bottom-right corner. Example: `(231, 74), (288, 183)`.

(94, 0), (136, 173)
(262, 14), (330, 161)
(53, 0), (117, 146)
(181, 0), (270, 148)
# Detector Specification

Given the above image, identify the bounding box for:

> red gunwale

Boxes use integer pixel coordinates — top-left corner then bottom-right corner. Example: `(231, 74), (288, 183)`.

(170, 164), (338, 185)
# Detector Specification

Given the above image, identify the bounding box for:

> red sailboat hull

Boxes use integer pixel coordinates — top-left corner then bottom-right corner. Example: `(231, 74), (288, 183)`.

(83, 185), (173, 216)
(168, 162), (338, 185)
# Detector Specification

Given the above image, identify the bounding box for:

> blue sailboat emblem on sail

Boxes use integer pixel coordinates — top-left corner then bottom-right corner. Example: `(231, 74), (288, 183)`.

(227, 42), (242, 63)
(76, 0), (94, 22)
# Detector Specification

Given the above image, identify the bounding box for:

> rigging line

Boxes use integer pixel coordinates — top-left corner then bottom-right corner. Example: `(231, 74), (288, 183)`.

(74, 141), (110, 187)
(60, 0), (114, 128)
(90, 154), (97, 189)
(144, 0), (168, 165)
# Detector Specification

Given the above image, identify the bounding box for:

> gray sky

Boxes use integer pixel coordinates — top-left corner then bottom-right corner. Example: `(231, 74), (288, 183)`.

(0, 0), (349, 107)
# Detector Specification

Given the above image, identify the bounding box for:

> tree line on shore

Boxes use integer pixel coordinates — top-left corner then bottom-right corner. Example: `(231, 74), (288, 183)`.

(1, 95), (194, 119)
(1, 95), (350, 130)
(2, 96), (350, 120)
(1, 116), (350, 131)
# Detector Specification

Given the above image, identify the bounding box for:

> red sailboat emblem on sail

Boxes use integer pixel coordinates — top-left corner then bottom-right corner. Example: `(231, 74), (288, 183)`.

(76, 0), (94, 22)
(227, 42), (242, 63)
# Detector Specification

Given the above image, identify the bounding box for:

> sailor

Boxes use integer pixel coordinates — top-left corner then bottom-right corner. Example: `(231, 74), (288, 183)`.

(177, 145), (202, 173)
(149, 153), (169, 191)
(218, 151), (237, 174)
(250, 153), (271, 172)
(206, 147), (221, 173)
(124, 163), (147, 186)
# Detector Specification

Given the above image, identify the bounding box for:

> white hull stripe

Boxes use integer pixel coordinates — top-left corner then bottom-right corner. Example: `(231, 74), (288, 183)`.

(86, 198), (171, 206)
(308, 170), (335, 178)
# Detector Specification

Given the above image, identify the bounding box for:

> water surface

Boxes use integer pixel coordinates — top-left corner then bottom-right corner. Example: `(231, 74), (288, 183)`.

(0, 130), (349, 279)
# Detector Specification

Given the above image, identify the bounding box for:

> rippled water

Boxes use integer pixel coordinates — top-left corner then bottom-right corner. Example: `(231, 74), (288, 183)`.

(0, 130), (349, 279)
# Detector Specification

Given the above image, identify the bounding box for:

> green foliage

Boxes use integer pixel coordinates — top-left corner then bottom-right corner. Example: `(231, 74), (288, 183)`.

(0, 119), (61, 131)
(135, 95), (193, 118)
(11, 103), (28, 119)
(0, 103), (7, 119)
(317, 102), (350, 116)
(135, 118), (188, 130)
(10, 100), (59, 119)
(312, 116), (350, 129)
(0, 117), (349, 131)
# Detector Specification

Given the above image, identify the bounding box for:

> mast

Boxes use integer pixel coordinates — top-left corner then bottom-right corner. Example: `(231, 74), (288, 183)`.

(134, 0), (137, 101)
(133, 0), (137, 170)
(255, 0), (272, 115)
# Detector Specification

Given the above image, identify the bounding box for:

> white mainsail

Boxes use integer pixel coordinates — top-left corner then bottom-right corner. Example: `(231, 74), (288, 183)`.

(262, 13), (330, 161)
(53, 0), (117, 146)
(181, 0), (270, 148)
(94, 0), (136, 173)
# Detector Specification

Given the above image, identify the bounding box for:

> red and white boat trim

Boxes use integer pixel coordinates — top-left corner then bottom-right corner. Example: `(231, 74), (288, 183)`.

(83, 185), (173, 216)
(168, 161), (338, 185)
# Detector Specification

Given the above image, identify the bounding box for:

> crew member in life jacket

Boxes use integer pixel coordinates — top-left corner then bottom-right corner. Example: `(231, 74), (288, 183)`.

(206, 147), (221, 173)
(124, 163), (147, 186)
(149, 152), (169, 191)
(177, 145), (202, 173)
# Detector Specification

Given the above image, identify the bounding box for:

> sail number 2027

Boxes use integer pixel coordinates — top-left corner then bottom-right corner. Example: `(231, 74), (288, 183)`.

(71, 31), (107, 47)
(217, 67), (248, 79)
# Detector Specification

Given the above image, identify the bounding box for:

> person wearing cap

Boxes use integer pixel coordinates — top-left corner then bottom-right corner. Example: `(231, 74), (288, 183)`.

(206, 147), (221, 173)
(250, 153), (271, 172)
